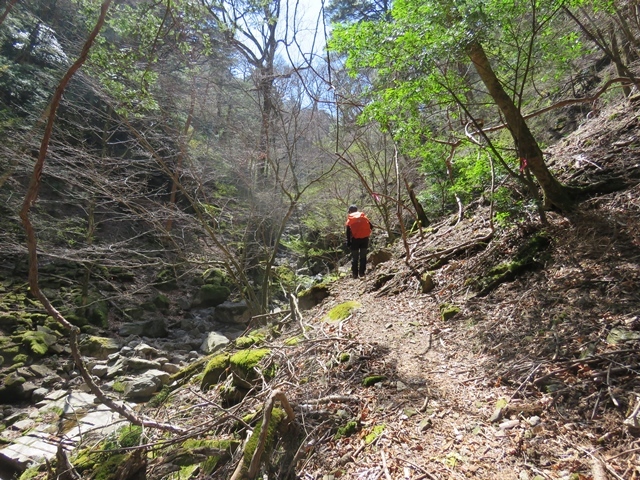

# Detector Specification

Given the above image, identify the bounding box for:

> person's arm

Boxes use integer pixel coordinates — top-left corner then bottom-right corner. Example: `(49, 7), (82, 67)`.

(346, 225), (352, 246)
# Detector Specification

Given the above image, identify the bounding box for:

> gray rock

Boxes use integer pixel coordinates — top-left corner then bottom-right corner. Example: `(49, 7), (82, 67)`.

(120, 346), (134, 357)
(91, 364), (109, 378)
(527, 416), (541, 426)
(162, 363), (181, 374)
(12, 419), (35, 432)
(123, 376), (161, 400)
(28, 364), (55, 379)
(119, 318), (168, 338)
(200, 332), (231, 354)
(106, 358), (126, 379)
(41, 374), (63, 388)
(214, 301), (250, 324)
(143, 369), (171, 386)
(124, 357), (162, 371)
(78, 335), (121, 360)
(133, 343), (159, 357)
(31, 388), (48, 403)
(499, 419), (520, 430)
(0, 397), (122, 471)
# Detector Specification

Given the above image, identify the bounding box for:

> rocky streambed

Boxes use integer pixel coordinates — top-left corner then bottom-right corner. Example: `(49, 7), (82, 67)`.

(0, 294), (256, 478)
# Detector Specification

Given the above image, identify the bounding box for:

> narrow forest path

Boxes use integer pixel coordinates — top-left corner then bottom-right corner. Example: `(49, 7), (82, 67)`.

(306, 274), (539, 480)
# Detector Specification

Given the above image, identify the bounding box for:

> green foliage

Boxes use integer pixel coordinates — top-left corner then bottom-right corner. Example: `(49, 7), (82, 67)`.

(330, 0), (592, 216)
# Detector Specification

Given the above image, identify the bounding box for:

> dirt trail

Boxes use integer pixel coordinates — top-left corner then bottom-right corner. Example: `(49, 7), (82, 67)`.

(309, 275), (536, 480)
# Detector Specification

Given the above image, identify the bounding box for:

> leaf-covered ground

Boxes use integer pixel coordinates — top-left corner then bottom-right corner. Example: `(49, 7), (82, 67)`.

(281, 99), (640, 480)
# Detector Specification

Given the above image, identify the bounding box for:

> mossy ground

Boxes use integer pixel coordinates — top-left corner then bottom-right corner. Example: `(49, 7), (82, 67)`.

(325, 301), (360, 322)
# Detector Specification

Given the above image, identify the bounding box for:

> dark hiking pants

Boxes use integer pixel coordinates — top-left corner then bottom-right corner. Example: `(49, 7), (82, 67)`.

(350, 237), (369, 278)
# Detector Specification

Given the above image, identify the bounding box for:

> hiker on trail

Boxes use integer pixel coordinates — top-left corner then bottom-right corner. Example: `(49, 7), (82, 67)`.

(346, 205), (372, 279)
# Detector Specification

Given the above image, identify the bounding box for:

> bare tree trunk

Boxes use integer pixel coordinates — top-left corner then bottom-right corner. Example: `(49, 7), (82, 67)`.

(0, 0), (17, 28)
(467, 41), (574, 211)
(167, 79), (196, 232)
(404, 178), (429, 228)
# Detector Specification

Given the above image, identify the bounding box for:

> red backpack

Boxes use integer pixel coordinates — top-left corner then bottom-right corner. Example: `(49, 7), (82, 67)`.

(346, 212), (372, 239)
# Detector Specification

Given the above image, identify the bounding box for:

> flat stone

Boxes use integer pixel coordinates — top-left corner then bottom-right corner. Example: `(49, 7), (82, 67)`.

(142, 369), (171, 386)
(124, 357), (161, 371)
(28, 364), (55, 378)
(11, 419), (34, 432)
(162, 363), (180, 374)
(91, 365), (109, 378)
(123, 376), (161, 400)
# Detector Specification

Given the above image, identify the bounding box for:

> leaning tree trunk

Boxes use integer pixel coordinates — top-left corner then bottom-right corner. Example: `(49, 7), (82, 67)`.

(466, 41), (574, 211)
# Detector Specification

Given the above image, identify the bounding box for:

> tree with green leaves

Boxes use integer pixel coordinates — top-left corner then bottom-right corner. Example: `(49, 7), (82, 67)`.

(330, 0), (591, 213)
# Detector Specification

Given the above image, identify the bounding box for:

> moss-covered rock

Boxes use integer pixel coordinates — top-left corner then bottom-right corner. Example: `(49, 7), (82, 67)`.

(439, 303), (460, 321)
(235, 330), (266, 348)
(18, 330), (57, 356)
(152, 293), (170, 311)
(363, 375), (386, 387)
(78, 335), (121, 360)
(419, 273), (435, 293)
(155, 268), (179, 291)
(229, 348), (272, 386)
(201, 353), (231, 391)
(170, 355), (209, 386)
(325, 301), (360, 322)
(202, 268), (228, 286)
(193, 284), (231, 308)
(230, 349), (271, 374)
(76, 294), (109, 328)
(472, 232), (551, 296)
(12, 353), (29, 364)
(298, 284), (330, 310)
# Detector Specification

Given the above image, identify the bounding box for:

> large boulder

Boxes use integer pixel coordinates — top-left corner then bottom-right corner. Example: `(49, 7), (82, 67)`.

(298, 285), (330, 311)
(78, 335), (121, 360)
(191, 284), (231, 308)
(119, 318), (168, 338)
(214, 301), (250, 324)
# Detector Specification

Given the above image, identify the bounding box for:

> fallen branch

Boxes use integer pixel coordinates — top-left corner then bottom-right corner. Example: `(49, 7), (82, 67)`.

(230, 389), (295, 480)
